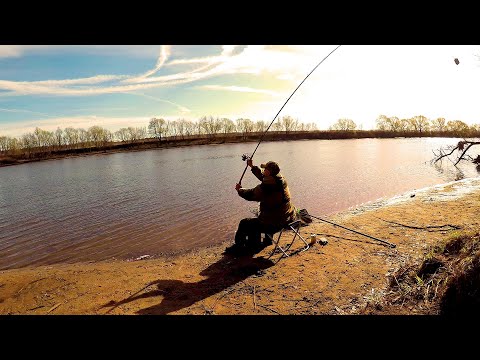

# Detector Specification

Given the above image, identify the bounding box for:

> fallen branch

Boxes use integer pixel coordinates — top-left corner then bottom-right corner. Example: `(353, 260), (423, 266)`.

(455, 142), (477, 166)
(47, 303), (62, 314)
(433, 146), (457, 164)
(432, 140), (480, 166)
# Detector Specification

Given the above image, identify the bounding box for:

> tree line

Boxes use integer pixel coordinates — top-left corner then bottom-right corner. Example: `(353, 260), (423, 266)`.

(1, 114), (479, 159)
(0, 116), (317, 157)
(330, 115), (480, 136)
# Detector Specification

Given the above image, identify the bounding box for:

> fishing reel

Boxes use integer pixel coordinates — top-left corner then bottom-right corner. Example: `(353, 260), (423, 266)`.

(241, 153), (251, 162)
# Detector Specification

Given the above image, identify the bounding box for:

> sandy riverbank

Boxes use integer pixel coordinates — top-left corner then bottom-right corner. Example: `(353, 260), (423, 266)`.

(1, 178), (479, 315)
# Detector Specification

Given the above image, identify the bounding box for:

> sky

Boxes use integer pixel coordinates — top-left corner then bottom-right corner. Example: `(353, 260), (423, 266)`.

(1, 45), (479, 137)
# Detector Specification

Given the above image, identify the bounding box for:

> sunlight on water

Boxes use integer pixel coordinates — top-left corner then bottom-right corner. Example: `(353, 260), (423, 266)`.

(0, 137), (478, 269)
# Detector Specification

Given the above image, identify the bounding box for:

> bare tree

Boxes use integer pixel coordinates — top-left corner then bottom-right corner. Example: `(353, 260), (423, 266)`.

(148, 118), (166, 141)
(32, 127), (55, 149)
(376, 115), (389, 130)
(281, 115), (295, 134)
(167, 120), (178, 139)
(21, 133), (36, 156)
(0, 136), (10, 153)
(272, 119), (282, 132)
(126, 127), (146, 142)
(447, 120), (470, 136)
(387, 116), (402, 132)
(64, 127), (80, 148)
(176, 118), (188, 139)
(78, 128), (90, 147)
(7, 137), (19, 155)
(88, 125), (108, 147)
(243, 119), (255, 137)
(330, 118), (357, 131)
(195, 119), (202, 135)
(115, 128), (130, 142)
(236, 118), (254, 138)
(55, 127), (63, 149)
(397, 119), (408, 132)
(431, 117), (447, 132)
(199, 116), (214, 137)
(221, 118), (236, 137)
(408, 115), (430, 133)
(184, 120), (196, 137)
(255, 120), (267, 133)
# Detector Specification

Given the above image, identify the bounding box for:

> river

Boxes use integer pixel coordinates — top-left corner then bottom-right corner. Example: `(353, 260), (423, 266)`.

(0, 137), (478, 270)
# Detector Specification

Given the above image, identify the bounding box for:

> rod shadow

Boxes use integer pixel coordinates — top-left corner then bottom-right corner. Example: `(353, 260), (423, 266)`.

(101, 252), (274, 315)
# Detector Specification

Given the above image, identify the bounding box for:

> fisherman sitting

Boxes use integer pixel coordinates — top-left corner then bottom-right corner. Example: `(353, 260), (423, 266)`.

(225, 159), (297, 256)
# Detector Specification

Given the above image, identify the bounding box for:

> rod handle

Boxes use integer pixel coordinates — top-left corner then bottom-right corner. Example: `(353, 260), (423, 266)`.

(238, 163), (249, 185)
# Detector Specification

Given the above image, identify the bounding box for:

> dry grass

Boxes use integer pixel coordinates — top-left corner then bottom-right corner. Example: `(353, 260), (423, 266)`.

(359, 230), (480, 315)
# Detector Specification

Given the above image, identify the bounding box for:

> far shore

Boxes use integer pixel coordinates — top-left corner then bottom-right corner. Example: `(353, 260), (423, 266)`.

(1, 177), (479, 315)
(1, 130), (473, 168)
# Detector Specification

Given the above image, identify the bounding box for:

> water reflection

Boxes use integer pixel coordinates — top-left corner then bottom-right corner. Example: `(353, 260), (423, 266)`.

(433, 162), (465, 181)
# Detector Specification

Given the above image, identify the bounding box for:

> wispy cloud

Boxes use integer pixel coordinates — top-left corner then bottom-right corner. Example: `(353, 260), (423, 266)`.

(0, 45), (231, 95)
(0, 114), (201, 137)
(4, 45), (480, 134)
(130, 92), (191, 114)
(64, 107), (132, 113)
(0, 107), (57, 118)
(0, 45), (160, 58)
(198, 85), (282, 97)
(30, 75), (128, 86)
(127, 45), (172, 80)
(0, 45), (332, 97)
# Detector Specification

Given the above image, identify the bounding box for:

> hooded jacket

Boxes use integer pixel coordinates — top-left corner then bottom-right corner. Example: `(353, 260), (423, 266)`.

(237, 165), (296, 228)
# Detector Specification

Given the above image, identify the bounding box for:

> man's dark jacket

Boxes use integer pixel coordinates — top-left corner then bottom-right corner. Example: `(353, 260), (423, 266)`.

(237, 165), (296, 228)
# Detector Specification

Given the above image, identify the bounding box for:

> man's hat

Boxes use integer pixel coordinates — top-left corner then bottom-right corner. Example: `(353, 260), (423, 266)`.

(260, 161), (280, 176)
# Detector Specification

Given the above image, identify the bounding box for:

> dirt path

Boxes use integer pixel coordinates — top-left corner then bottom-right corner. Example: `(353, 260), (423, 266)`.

(1, 178), (479, 315)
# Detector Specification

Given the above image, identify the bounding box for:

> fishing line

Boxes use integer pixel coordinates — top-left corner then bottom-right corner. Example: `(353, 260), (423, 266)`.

(238, 44), (342, 184)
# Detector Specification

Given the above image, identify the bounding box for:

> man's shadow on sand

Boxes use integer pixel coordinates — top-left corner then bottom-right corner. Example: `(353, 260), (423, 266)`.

(101, 252), (274, 315)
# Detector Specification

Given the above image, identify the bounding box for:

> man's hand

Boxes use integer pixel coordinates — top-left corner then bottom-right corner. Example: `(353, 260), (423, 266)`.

(235, 183), (242, 191)
(247, 159), (253, 168)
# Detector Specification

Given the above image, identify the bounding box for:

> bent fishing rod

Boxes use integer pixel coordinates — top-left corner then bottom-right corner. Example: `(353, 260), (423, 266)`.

(238, 44), (342, 185)
(308, 213), (396, 248)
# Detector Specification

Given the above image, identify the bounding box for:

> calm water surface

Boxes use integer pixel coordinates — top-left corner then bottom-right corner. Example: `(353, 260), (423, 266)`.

(0, 137), (478, 270)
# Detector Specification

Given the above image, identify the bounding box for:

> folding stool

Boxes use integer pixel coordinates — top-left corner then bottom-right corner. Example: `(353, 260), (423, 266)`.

(265, 219), (310, 261)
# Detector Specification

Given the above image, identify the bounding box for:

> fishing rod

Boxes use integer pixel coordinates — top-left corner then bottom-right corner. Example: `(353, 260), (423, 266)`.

(238, 44), (342, 185)
(308, 213), (396, 248)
